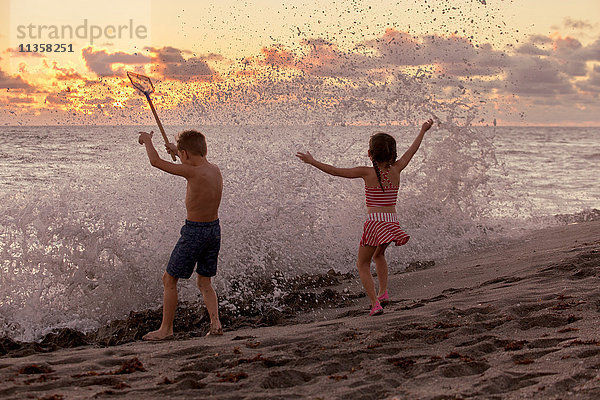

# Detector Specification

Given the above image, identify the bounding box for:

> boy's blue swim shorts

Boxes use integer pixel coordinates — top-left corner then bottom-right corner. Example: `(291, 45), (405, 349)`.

(166, 219), (220, 279)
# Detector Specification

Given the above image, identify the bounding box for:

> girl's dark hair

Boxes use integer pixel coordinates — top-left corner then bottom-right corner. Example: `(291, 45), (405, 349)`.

(369, 133), (397, 192)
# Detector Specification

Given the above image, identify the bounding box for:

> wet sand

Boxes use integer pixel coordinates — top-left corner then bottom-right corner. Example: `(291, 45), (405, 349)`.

(1, 220), (599, 399)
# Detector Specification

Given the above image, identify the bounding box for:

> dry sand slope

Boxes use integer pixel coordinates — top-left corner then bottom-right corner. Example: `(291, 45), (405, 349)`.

(1, 221), (599, 399)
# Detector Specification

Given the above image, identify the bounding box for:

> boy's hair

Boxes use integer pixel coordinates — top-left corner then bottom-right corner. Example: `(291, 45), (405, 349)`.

(176, 130), (207, 156)
(369, 132), (397, 192)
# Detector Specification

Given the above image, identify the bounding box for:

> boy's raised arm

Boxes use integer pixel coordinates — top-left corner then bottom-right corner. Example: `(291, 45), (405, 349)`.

(138, 131), (191, 178)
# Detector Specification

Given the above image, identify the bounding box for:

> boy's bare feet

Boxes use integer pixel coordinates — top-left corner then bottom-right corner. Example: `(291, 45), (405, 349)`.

(206, 325), (223, 336)
(142, 329), (174, 341)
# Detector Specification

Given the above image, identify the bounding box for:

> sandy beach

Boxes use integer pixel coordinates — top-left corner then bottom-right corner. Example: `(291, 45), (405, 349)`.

(1, 220), (599, 399)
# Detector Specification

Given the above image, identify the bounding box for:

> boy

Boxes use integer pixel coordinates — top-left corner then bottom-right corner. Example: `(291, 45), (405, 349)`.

(138, 129), (223, 340)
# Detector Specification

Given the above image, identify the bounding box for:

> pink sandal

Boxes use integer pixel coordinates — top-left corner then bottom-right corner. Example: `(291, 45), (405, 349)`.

(378, 291), (389, 307)
(369, 301), (384, 316)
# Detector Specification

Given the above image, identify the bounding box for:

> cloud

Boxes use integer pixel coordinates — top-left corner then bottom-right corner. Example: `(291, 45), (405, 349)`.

(5, 47), (46, 57)
(515, 43), (550, 56)
(547, 35), (600, 63)
(256, 40), (359, 77)
(252, 29), (598, 104)
(148, 46), (219, 81)
(51, 62), (85, 81)
(297, 38), (369, 77)
(44, 92), (74, 105)
(576, 64), (600, 93)
(4, 24), (600, 126)
(257, 38), (379, 78)
(438, 43), (510, 77)
(6, 96), (35, 104)
(563, 17), (595, 31)
(373, 29), (482, 65)
(82, 47), (151, 76)
(529, 35), (553, 45)
(503, 56), (574, 96)
(462, 32), (600, 97)
(0, 68), (33, 90)
(84, 97), (114, 106)
(553, 35), (584, 55)
(260, 45), (298, 68)
(363, 29), (431, 67)
(539, 35), (600, 77)
(361, 29), (508, 77)
(573, 38), (600, 61)
(253, 30), (511, 84)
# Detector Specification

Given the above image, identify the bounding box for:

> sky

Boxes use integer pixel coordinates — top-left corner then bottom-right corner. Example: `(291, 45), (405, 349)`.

(1, 0), (599, 126)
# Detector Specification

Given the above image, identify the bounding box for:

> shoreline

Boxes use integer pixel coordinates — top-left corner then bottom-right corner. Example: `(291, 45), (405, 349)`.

(5, 208), (598, 355)
(1, 220), (599, 399)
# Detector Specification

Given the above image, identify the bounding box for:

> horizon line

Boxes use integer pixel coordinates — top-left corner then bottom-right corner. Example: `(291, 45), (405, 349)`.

(3, 123), (600, 128)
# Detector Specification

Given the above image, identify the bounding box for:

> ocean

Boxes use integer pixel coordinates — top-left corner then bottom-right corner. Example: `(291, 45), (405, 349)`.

(0, 124), (598, 342)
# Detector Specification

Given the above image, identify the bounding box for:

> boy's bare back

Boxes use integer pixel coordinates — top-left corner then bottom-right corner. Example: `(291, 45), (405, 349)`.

(184, 161), (222, 222)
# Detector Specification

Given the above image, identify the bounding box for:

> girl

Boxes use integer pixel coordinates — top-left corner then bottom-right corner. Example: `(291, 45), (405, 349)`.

(296, 119), (434, 316)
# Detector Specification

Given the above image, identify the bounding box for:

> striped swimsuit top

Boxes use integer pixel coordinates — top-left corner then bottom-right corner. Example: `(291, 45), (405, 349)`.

(365, 170), (399, 207)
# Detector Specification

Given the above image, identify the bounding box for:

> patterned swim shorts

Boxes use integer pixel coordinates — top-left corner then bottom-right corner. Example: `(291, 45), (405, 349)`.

(166, 219), (221, 279)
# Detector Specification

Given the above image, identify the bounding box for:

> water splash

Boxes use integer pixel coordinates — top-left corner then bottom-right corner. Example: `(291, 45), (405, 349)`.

(0, 69), (532, 342)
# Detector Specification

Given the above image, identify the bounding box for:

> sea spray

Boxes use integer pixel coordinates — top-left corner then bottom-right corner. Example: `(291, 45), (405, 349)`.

(0, 189), (163, 341)
(0, 121), (508, 343)
(0, 67), (515, 342)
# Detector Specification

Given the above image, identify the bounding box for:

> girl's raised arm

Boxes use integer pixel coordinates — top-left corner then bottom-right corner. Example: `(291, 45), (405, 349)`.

(394, 119), (434, 171)
(296, 151), (369, 179)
